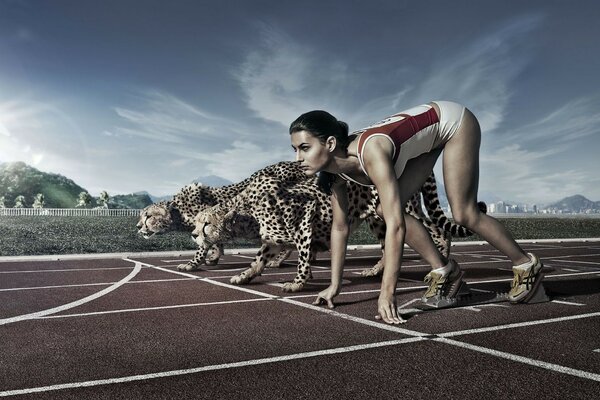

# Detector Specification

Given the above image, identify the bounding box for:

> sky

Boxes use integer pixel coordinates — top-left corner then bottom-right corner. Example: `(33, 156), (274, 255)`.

(1, 0), (599, 205)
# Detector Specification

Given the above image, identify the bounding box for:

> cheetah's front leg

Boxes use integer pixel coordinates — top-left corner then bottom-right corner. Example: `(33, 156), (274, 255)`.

(361, 255), (385, 277)
(266, 249), (293, 268)
(230, 244), (281, 285)
(176, 247), (207, 271)
(282, 201), (315, 292)
(205, 243), (224, 265)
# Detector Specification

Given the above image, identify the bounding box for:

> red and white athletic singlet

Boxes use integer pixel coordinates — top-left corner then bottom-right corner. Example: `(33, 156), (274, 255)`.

(339, 101), (465, 186)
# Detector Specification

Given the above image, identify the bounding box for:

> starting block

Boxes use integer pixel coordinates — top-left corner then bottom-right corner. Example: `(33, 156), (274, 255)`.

(398, 278), (549, 318)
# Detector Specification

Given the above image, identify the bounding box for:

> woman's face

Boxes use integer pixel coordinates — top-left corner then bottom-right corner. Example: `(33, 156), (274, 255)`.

(290, 130), (332, 176)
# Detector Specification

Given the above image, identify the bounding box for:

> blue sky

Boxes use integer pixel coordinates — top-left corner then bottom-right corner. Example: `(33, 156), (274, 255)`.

(1, 0), (599, 205)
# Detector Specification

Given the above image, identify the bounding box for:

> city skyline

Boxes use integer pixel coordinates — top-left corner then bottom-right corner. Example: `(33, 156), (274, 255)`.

(1, 1), (600, 204)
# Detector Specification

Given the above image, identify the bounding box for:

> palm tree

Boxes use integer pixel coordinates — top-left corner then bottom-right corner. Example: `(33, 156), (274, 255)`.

(98, 190), (110, 209)
(14, 195), (26, 208)
(33, 193), (45, 208)
(76, 191), (92, 208)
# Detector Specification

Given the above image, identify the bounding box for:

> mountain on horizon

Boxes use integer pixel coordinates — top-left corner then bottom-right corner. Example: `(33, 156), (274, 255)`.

(547, 194), (600, 212)
(192, 175), (233, 187)
(134, 191), (172, 203)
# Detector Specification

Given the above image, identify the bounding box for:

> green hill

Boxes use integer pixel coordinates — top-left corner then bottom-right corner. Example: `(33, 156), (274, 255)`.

(0, 162), (91, 208)
(109, 193), (153, 209)
(0, 161), (152, 209)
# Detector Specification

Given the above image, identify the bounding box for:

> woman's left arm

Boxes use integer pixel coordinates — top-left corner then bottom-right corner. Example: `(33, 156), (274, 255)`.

(362, 138), (406, 324)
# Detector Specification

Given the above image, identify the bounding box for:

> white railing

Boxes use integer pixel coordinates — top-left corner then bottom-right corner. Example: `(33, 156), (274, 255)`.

(0, 208), (142, 217)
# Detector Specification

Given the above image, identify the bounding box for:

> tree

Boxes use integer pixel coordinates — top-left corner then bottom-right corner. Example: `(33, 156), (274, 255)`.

(0, 196), (5, 208)
(33, 193), (45, 208)
(14, 195), (26, 208)
(76, 191), (92, 208)
(98, 190), (110, 209)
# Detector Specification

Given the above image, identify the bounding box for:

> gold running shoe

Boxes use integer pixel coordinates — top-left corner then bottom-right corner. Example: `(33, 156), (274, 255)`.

(422, 259), (464, 301)
(508, 253), (544, 303)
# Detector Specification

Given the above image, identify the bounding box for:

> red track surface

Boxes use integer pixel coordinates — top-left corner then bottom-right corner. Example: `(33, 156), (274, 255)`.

(1, 240), (599, 399)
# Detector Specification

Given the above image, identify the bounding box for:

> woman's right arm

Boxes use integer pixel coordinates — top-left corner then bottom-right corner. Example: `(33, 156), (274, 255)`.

(313, 179), (349, 308)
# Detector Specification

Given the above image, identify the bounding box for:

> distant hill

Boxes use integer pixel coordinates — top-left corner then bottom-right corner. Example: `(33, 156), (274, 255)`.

(0, 162), (151, 209)
(0, 162), (91, 208)
(110, 193), (153, 209)
(192, 175), (233, 187)
(134, 191), (172, 204)
(547, 194), (600, 212)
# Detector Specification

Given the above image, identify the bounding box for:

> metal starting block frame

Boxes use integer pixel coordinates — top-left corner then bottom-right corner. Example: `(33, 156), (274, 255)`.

(398, 278), (549, 318)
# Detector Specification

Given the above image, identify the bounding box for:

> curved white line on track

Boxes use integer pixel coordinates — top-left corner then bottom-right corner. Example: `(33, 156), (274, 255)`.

(0, 260), (142, 326)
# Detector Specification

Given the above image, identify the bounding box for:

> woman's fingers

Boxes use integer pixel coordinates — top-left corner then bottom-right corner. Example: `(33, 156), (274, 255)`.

(376, 305), (406, 325)
(312, 295), (335, 309)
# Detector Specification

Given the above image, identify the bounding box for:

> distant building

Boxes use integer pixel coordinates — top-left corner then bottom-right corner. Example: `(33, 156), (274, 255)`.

(495, 201), (506, 213)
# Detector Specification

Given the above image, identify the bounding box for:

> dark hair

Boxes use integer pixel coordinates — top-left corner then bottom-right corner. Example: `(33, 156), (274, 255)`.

(289, 110), (350, 149)
(289, 110), (349, 195)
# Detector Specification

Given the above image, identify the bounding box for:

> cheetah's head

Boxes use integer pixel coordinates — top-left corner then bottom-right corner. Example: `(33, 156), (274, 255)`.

(192, 205), (237, 245)
(136, 202), (180, 238)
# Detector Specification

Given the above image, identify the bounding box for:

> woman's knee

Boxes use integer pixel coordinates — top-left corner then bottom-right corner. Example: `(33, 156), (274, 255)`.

(451, 204), (482, 228)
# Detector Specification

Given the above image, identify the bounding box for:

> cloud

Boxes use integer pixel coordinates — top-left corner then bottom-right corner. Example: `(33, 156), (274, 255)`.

(505, 96), (600, 145)
(471, 96), (600, 203)
(107, 88), (296, 184)
(176, 140), (292, 182)
(235, 15), (544, 136)
(412, 14), (544, 133)
(108, 90), (248, 143)
(0, 96), (85, 170)
(234, 23), (355, 127)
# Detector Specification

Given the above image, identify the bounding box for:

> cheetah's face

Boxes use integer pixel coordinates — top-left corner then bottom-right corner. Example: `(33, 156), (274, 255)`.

(136, 203), (174, 238)
(192, 208), (231, 245)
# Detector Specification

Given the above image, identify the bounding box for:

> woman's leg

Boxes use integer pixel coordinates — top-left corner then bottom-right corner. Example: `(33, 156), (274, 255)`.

(441, 108), (529, 265)
(393, 148), (465, 299)
(391, 148), (447, 269)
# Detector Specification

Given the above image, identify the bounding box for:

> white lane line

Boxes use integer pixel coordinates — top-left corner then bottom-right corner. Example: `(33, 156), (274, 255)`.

(0, 278), (194, 293)
(161, 259), (251, 265)
(593, 349), (600, 353)
(0, 260), (142, 326)
(562, 268), (582, 272)
(439, 312), (600, 338)
(546, 253), (600, 259)
(38, 298), (273, 319)
(554, 259), (600, 266)
(277, 297), (426, 336)
(435, 337), (600, 383)
(137, 262), (279, 299)
(551, 300), (586, 306)
(470, 288), (495, 293)
(397, 298), (421, 310)
(546, 271), (600, 279)
(0, 337), (424, 398)
(0, 267), (135, 274)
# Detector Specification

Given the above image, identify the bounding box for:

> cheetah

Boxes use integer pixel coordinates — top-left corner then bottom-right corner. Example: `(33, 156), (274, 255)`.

(188, 162), (483, 292)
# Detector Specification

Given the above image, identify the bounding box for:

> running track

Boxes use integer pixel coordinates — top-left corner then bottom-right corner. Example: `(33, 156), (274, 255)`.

(1, 239), (599, 399)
